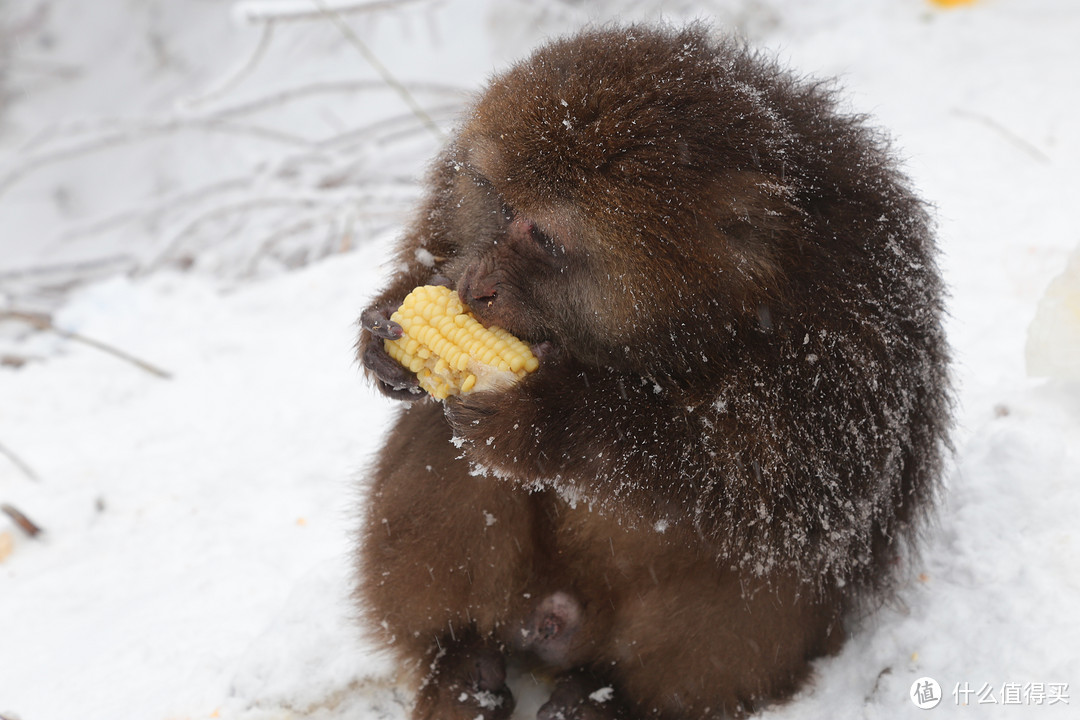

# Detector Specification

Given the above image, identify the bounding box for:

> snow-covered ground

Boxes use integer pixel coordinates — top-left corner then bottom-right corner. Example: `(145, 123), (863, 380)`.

(1, 1), (1079, 718)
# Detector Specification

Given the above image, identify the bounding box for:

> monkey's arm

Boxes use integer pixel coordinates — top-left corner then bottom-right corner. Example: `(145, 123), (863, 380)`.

(444, 362), (699, 524)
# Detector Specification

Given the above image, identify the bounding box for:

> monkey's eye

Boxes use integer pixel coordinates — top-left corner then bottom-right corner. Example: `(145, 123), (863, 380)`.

(530, 225), (560, 256)
(503, 205), (562, 257)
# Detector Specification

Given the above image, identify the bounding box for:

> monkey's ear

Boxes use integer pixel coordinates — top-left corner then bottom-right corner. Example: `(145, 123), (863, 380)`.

(690, 171), (803, 295)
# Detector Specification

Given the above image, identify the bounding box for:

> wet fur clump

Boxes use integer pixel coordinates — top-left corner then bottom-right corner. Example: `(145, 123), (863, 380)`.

(355, 24), (950, 719)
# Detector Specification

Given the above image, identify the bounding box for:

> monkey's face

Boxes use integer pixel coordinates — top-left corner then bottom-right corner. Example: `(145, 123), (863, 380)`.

(431, 29), (799, 379)
(437, 141), (620, 368)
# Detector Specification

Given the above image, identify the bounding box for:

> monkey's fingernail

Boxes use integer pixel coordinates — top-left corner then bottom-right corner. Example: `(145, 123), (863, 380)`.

(372, 320), (403, 339)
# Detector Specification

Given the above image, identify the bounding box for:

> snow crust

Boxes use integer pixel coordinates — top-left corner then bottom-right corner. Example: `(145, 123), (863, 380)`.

(2, 1), (1079, 719)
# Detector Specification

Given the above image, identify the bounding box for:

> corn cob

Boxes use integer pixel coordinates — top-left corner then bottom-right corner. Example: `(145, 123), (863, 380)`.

(383, 285), (540, 400)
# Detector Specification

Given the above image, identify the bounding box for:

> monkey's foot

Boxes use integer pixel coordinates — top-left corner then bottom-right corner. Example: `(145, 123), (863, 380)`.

(414, 641), (515, 720)
(537, 671), (625, 720)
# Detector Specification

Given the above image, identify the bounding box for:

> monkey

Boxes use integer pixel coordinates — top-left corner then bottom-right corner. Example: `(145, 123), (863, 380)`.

(355, 24), (950, 720)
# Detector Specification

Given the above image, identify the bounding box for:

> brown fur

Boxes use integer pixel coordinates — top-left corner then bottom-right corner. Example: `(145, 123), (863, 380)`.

(355, 25), (950, 719)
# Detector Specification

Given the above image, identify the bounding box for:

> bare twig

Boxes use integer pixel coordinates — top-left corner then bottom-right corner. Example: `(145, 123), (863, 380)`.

(178, 21), (276, 110)
(7, 58), (83, 80)
(0, 441), (39, 482)
(16, 80), (461, 159)
(206, 79), (465, 120)
(952, 108), (1051, 164)
(317, 102), (461, 152)
(243, 214), (333, 275)
(144, 195), (333, 272)
(1, 503), (44, 537)
(0, 256), (138, 313)
(0, 0), (455, 293)
(188, 0), (446, 140)
(0, 311), (173, 380)
(239, 205), (409, 277)
(0, 118), (313, 199)
(55, 177), (251, 245)
(311, 0), (445, 141)
(0, 254), (135, 282)
(235, 0), (435, 24)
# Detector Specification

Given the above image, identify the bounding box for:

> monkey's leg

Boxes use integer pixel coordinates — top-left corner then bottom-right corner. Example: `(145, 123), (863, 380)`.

(357, 402), (539, 713)
(600, 568), (843, 718)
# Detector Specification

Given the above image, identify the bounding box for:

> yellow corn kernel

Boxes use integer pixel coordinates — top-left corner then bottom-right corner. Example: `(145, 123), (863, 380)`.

(383, 285), (540, 400)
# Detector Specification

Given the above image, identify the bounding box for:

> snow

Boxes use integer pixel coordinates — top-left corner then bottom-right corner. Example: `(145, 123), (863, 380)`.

(1, 1), (1079, 719)
(589, 687), (615, 704)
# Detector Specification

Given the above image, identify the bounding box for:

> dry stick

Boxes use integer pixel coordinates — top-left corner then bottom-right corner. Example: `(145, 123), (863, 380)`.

(0, 311), (172, 380)
(236, 0), (433, 24)
(0, 117), (312, 199)
(207, 79), (466, 120)
(143, 195), (333, 272)
(1, 503), (44, 537)
(178, 21), (276, 110)
(311, 0), (445, 142)
(21, 78), (462, 155)
(0, 254), (135, 282)
(952, 108), (1052, 164)
(243, 214), (333, 277)
(239, 204), (411, 277)
(317, 102), (462, 152)
(54, 96), (458, 247)
(0, 441), (38, 482)
(8, 57), (82, 80)
(56, 177), (251, 245)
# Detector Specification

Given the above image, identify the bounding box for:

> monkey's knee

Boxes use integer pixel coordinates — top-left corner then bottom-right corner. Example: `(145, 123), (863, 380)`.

(517, 591), (584, 667)
(414, 638), (515, 720)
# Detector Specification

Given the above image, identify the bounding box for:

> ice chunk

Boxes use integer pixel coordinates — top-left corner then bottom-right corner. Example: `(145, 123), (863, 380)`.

(1026, 243), (1080, 381)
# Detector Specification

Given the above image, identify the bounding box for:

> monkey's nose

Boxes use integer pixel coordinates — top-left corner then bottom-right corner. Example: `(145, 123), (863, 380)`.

(460, 278), (498, 307)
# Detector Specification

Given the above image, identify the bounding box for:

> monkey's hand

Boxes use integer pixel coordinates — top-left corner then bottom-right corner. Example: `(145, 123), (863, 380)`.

(360, 275), (457, 400)
(359, 300), (423, 400)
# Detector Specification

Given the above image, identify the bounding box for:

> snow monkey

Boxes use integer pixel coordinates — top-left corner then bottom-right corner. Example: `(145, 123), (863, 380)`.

(355, 25), (950, 719)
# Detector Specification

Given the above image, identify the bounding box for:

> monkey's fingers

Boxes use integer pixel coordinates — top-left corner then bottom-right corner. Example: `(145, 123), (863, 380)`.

(383, 285), (539, 400)
(362, 341), (422, 399)
(360, 305), (403, 340)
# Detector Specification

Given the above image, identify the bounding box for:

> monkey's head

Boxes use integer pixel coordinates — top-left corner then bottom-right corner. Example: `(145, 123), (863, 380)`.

(435, 26), (809, 384)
